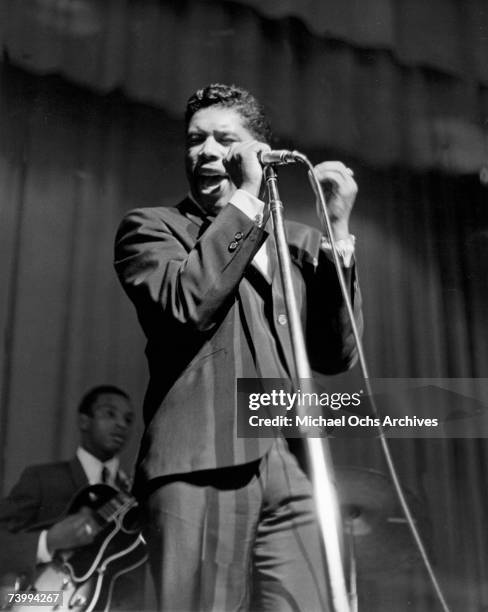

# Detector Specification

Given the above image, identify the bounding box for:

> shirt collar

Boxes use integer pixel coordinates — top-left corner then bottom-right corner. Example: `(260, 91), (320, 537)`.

(76, 447), (119, 486)
(187, 191), (206, 215)
(186, 191), (221, 221)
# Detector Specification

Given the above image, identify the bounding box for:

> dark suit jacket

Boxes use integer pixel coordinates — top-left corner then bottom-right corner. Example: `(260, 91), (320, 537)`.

(0, 458), (88, 579)
(114, 198), (362, 485)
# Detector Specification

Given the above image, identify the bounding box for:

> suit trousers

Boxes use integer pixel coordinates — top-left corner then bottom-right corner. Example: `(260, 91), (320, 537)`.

(143, 438), (330, 612)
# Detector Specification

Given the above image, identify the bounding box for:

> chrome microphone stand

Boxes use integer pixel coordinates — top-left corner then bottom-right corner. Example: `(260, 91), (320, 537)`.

(262, 150), (451, 612)
(263, 164), (351, 612)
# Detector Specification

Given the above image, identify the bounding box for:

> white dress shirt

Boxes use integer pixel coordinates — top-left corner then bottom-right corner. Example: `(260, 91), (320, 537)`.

(76, 447), (119, 487)
(227, 189), (355, 272)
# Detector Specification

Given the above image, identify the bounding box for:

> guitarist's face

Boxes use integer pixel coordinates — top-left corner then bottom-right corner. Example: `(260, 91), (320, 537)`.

(80, 393), (135, 461)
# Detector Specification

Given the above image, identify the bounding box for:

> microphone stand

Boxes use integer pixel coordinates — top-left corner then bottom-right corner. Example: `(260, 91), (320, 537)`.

(263, 165), (351, 612)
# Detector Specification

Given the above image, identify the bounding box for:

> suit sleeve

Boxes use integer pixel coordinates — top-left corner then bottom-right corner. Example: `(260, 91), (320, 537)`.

(114, 203), (268, 333)
(0, 468), (44, 579)
(305, 248), (363, 375)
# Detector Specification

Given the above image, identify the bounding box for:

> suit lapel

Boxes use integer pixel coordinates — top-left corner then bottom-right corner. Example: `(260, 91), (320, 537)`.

(68, 457), (89, 493)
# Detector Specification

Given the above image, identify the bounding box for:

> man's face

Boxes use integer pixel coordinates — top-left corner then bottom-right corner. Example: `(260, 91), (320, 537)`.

(80, 393), (134, 461)
(185, 106), (256, 215)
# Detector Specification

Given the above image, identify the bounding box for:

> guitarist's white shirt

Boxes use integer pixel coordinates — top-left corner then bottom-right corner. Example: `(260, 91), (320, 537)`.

(76, 447), (120, 488)
(36, 448), (121, 563)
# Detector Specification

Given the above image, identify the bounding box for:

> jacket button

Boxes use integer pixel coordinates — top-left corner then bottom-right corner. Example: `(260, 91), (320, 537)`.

(278, 314), (288, 325)
(234, 231), (243, 241)
(228, 241), (238, 252)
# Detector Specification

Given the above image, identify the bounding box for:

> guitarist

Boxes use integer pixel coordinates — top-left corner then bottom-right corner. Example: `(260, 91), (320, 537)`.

(0, 385), (142, 609)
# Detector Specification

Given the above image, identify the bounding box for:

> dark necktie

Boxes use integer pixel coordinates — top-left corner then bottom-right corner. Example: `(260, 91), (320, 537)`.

(101, 465), (110, 484)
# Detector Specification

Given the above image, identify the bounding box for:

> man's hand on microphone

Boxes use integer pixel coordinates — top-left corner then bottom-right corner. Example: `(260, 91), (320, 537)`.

(224, 141), (271, 199)
(313, 161), (357, 240)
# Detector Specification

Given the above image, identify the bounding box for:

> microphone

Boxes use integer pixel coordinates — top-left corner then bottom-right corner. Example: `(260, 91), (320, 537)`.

(257, 150), (302, 165)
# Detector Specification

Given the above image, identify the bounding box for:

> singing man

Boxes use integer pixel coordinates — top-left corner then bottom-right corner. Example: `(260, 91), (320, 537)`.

(114, 83), (362, 611)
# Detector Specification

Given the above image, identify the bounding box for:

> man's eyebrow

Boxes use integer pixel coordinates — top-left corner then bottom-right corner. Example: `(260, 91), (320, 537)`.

(187, 128), (239, 137)
(215, 129), (239, 136)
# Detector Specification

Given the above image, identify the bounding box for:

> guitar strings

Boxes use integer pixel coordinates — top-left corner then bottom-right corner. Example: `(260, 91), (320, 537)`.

(97, 495), (137, 523)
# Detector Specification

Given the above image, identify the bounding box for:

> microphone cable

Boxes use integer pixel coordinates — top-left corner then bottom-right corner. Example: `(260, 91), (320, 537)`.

(276, 151), (452, 612)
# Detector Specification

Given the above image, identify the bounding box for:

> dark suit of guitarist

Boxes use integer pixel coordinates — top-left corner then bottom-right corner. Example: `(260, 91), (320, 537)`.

(0, 456), (89, 580)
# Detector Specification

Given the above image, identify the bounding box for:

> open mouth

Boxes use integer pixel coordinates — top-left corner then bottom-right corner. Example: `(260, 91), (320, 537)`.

(196, 169), (228, 192)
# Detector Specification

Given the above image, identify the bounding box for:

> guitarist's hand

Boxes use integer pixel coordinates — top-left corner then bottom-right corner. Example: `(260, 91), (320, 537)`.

(46, 508), (100, 554)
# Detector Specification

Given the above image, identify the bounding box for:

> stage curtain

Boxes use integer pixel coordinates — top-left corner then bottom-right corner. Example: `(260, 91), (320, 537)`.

(1, 63), (488, 610)
(225, 0), (488, 80)
(1, 0), (487, 173)
(3, 0), (488, 81)
(1, 0), (488, 604)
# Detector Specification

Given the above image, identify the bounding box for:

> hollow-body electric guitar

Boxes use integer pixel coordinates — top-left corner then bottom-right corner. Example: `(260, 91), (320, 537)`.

(5, 484), (147, 612)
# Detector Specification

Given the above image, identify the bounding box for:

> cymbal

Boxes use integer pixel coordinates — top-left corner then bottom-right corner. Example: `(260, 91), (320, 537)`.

(335, 467), (427, 574)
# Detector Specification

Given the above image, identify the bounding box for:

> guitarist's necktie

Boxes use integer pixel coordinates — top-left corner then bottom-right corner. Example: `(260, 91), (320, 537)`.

(101, 465), (110, 484)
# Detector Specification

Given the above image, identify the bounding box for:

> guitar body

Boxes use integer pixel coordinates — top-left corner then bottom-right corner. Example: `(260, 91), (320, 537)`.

(12, 563), (95, 612)
(5, 485), (147, 612)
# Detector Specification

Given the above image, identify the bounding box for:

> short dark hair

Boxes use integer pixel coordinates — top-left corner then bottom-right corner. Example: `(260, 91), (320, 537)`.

(78, 385), (130, 416)
(185, 83), (272, 143)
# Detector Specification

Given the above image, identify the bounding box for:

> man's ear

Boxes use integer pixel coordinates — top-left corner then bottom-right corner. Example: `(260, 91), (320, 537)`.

(78, 413), (91, 432)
